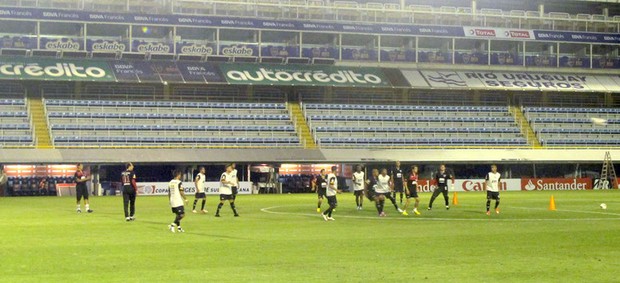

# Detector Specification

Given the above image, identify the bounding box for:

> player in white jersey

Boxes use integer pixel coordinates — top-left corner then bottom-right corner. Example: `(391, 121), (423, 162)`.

(231, 163), (239, 200)
(168, 170), (188, 233)
(192, 166), (207, 214)
(484, 164), (502, 215)
(374, 168), (392, 217)
(322, 166), (341, 221)
(215, 164), (239, 217)
(352, 165), (365, 210)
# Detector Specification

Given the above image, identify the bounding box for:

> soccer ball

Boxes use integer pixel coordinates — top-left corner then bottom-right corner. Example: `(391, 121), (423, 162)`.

(590, 117), (608, 126)
(600, 203), (607, 210)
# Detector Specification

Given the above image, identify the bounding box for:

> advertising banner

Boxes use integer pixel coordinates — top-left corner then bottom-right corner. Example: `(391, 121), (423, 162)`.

(131, 40), (173, 54)
(39, 37), (83, 51)
(406, 70), (620, 92)
(219, 63), (391, 87)
(463, 27), (535, 40)
(520, 178), (593, 191)
(136, 181), (253, 196)
(414, 179), (521, 193)
(0, 57), (115, 81)
(86, 39), (128, 52)
(219, 44), (259, 57)
(176, 61), (223, 83)
(176, 42), (215, 55)
(1, 7), (620, 44)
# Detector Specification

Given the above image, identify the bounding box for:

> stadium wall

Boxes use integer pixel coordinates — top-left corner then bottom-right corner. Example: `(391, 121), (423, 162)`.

(0, 148), (618, 164)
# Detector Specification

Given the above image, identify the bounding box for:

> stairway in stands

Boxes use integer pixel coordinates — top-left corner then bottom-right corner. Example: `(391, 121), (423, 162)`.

(28, 98), (52, 148)
(510, 105), (541, 148)
(288, 102), (317, 149)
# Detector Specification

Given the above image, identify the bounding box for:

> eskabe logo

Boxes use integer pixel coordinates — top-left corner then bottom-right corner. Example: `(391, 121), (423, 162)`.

(221, 46), (254, 56)
(44, 39), (81, 51)
(136, 42), (170, 53)
(226, 68), (383, 85)
(0, 63), (107, 78)
(91, 41), (126, 52)
(180, 44), (213, 55)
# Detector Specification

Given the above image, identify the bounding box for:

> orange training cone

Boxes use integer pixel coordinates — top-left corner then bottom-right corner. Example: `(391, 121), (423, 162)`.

(452, 192), (459, 205)
(549, 195), (556, 211)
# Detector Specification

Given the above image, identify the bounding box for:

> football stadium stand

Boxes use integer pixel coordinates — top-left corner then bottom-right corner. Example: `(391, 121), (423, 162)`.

(44, 99), (301, 147)
(0, 98), (34, 147)
(524, 106), (620, 146)
(303, 103), (527, 147)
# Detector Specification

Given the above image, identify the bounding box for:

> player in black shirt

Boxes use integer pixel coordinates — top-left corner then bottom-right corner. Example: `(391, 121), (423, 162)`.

(391, 161), (405, 205)
(74, 163), (93, 213)
(121, 162), (137, 221)
(428, 164), (455, 210)
(311, 169), (327, 213)
(365, 168), (378, 202)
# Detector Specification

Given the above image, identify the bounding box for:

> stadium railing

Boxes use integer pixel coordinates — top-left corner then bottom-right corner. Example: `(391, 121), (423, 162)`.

(1, 0), (618, 32)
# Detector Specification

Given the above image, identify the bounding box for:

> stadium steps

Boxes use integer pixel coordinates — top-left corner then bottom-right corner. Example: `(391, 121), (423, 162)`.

(510, 106), (542, 148)
(28, 98), (53, 148)
(288, 102), (317, 149)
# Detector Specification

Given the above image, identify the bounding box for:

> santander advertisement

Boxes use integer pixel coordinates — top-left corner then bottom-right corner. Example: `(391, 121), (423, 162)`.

(413, 178), (593, 192)
(520, 178), (592, 191)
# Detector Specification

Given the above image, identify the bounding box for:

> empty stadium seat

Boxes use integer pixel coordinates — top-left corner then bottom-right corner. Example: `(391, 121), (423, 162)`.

(45, 99), (300, 147)
(524, 106), (620, 147)
(303, 102), (525, 148)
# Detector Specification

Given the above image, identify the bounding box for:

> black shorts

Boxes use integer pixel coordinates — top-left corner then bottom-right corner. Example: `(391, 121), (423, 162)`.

(393, 183), (404, 192)
(317, 189), (326, 198)
(326, 195), (338, 207)
(220, 194), (234, 201)
(354, 190), (364, 196)
(407, 185), (419, 198)
(195, 192), (206, 199)
(232, 187), (238, 195)
(487, 191), (500, 200)
(375, 192), (390, 198)
(76, 186), (89, 201)
(171, 206), (185, 215)
(122, 185), (135, 195)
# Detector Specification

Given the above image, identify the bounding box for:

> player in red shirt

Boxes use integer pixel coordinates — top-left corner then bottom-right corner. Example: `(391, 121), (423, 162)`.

(74, 163), (93, 213)
(402, 165), (421, 216)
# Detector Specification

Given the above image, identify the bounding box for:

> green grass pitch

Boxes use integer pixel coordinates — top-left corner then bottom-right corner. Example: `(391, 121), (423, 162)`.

(0, 190), (618, 282)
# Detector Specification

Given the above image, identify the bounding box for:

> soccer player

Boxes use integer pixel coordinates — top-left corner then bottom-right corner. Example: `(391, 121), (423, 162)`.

(322, 166), (340, 221)
(231, 163), (239, 200)
(74, 163), (93, 213)
(192, 166), (208, 214)
(352, 165), (365, 210)
(168, 170), (188, 233)
(402, 165), (421, 216)
(391, 161), (405, 204)
(365, 168), (379, 202)
(428, 164), (455, 210)
(374, 168), (392, 217)
(121, 162), (137, 221)
(383, 169), (403, 213)
(484, 164), (501, 215)
(311, 169), (327, 212)
(215, 164), (239, 217)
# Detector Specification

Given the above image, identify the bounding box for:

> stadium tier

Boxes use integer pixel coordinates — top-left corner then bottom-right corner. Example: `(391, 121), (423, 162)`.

(524, 106), (620, 146)
(0, 99), (34, 147)
(44, 99), (301, 147)
(2, 0), (619, 33)
(303, 103), (527, 147)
